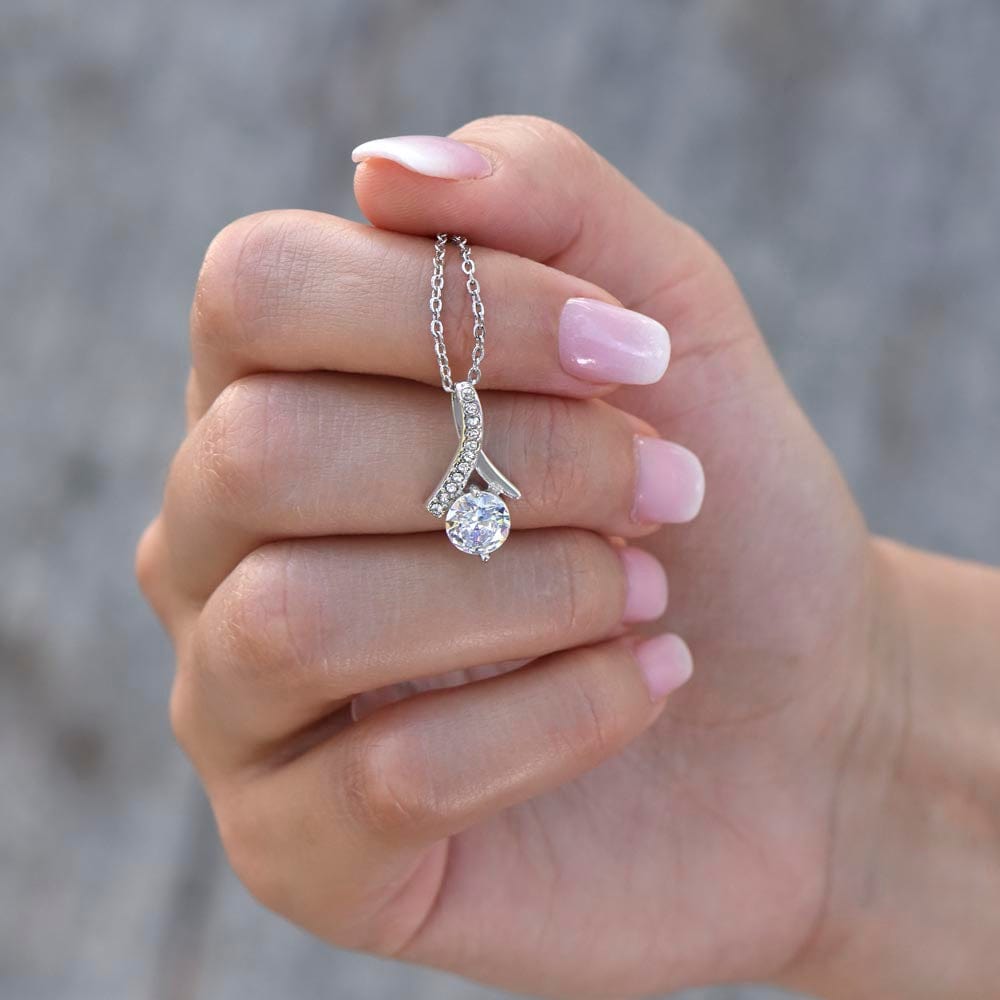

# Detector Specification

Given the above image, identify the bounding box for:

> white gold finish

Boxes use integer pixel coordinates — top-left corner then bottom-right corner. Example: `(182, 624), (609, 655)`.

(424, 235), (521, 559)
(429, 234), (486, 393)
(425, 381), (521, 518)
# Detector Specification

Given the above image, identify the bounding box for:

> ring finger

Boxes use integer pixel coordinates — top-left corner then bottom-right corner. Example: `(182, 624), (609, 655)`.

(173, 528), (669, 772)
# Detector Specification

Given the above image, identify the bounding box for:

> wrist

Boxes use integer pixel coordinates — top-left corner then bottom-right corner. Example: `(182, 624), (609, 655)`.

(785, 538), (1000, 999)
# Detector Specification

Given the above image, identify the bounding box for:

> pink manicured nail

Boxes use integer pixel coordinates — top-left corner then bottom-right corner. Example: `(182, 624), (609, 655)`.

(635, 634), (693, 702)
(633, 437), (705, 524)
(559, 298), (670, 385)
(351, 135), (492, 180)
(619, 547), (669, 624)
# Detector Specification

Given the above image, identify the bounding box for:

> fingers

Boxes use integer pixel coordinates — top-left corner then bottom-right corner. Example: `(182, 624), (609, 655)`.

(162, 372), (703, 598)
(352, 117), (765, 422)
(187, 211), (670, 422)
(353, 116), (749, 314)
(201, 636), (691, 950)
(135, 517), (197, 633)
(174, 530), (669, 768)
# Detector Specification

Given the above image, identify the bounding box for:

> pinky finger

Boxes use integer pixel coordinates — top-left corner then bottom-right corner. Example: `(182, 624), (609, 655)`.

(209, 635), (693, 952)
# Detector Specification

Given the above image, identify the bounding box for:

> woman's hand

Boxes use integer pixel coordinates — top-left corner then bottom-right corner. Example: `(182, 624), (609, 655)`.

(136, 117), (959, 998)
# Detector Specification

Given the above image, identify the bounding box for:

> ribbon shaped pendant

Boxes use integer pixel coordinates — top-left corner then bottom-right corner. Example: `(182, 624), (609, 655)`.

(425, 381), (521, 561)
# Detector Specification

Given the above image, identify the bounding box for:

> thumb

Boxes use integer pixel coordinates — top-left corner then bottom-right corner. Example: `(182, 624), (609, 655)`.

(351, 121), (835, 632)
(352, 115), (767, 420)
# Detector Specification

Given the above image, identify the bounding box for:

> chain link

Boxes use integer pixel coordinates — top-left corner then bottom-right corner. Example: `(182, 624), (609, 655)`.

(429, 233), (486, 392)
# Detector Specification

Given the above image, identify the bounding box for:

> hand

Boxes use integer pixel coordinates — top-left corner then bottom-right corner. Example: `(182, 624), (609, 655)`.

(138, 116), (904, 998)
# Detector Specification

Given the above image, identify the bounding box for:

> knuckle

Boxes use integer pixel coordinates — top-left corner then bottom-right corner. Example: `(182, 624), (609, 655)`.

(206, 544), (326, 694)
(563, 656), (627, 763)
(517, 115), (590, 157)
(342, 727), (442, 839)
(466, 114), (588, 157)
(517, 395), (595, 517)
(134, 520), (162, 601)
(548, 530), (617, 639)
(215, 795), (292, 915)
(191, 375), (284, 516)
(191, 210), (328, 354)
(191, 212), (273, 352)
(134, 518), (185, 632)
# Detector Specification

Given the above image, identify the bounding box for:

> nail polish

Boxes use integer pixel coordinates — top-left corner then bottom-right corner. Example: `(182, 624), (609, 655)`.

(620, 547), (669, 624)
(633, 437), (705, 524)
(559, 298), (670, 385)
(635, 634), (693, 702)
(351, 135), (492, 180)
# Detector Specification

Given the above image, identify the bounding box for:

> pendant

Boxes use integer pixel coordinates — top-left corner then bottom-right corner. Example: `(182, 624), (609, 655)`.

(425, 381), (521, 561)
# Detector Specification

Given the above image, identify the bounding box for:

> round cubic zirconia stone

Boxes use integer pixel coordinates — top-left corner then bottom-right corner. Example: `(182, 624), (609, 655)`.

(445, 490), (511, 558)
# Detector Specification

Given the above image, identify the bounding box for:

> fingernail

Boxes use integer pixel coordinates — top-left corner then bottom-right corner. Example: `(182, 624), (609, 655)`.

(633, 437), (705, 524)
(559, 298), (670, 385)
(619, 547), (669, 624)
(351, 135), (492, 180)
(635, 633), (693, 702)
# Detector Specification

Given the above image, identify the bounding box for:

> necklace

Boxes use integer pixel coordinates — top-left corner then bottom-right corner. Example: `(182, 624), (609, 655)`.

(424, 234), (521, 561)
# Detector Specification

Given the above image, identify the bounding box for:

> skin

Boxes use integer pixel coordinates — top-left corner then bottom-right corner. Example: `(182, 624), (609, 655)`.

(137, 116), (1000, 998)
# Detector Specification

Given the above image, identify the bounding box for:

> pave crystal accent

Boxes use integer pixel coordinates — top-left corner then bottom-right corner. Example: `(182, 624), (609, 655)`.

(425, 381), (521, 545)
(425, 381), (486, 517)
(446, 489), (510, 560)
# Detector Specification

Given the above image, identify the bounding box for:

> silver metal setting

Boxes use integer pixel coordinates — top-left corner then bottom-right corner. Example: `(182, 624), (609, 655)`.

(425, 235), (520, 560)
(425, 381), (522, 518)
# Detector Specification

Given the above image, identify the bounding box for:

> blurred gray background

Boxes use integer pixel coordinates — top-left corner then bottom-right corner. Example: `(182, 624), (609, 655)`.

(2, 1), (998, 998)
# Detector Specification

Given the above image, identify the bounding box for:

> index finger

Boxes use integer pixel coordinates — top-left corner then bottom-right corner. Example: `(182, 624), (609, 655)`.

(187, 211), (670, 422)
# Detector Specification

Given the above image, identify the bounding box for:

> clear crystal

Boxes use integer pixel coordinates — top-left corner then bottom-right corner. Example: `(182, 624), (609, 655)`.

(446, 490), (511, 558)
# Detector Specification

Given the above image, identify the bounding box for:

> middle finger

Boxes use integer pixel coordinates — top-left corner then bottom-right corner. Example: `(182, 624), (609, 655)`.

(163, 372), (703, 598)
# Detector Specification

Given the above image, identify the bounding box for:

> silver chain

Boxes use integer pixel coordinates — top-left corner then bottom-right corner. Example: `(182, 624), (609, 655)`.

(429, 233), (486, 392)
